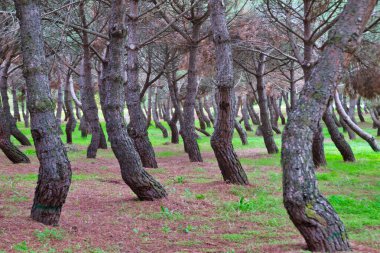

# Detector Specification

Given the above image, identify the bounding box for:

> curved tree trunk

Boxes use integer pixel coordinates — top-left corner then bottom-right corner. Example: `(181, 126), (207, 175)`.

(281, 1), (375, 250)
(198, 99), (211, 128)
(16, 0), (72, 225)
(323, 106), (355, 162)
(209, 0), (248, 185)
(126, 0), (158, 168)
(256, 56), (278, 154)
(312, 122), (327, 167)
(335, 91), (380, 151)
(153, 87), (168, 138)
(357, 97), (365, 122)
(195, 99), (207, 130)
(203, 96), (215, 125)
(241, 95), (253, 131)
(101, 0), (166, 199)
(247, 96), (261, 125)
(12, 86), (21, 121)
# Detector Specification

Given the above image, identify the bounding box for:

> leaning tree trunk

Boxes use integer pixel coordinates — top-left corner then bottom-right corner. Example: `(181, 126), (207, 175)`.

(312, 122), (327, 167)
(15, 0), (72, 225)
(79, 1), (107, 158)
(125, 0), (158, 168)
(100, 0), (166, 200)
(0, 52), (31, 146)
(195, 99), (207, 130)
(153, 87), (168, 138)
(357, 96), (365, 122)
(0, 110), (30, 163)
(247, 96), (261, 125)
(198, 99), (211, 128)
(64, 74), (77, 144)
(209, 0), (248, 185)
(256, 55), (278, 154)
(241, 95), (253, 131)
(323, 105), (355, 162)
(203, 96), (215, 125)
(335, 91), (380, 151)
(281, 1), (375, 251)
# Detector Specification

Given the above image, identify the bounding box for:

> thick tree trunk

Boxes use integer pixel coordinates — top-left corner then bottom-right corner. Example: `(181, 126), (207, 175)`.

(12, 86), (21, 121)
(64, 74), (77, 144)
(209, 0), (248, 185)
(15, 0), (72, 225)
(281, 1), (375, 250)
(335, 91), (380, 151)
(100, 0), (166, 199)
(323, 106), (355, 162)
(256, 56), (278, 154)
(126, 0), (158, 168)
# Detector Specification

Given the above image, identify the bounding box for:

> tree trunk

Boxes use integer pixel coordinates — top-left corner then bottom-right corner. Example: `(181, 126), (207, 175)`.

(126, 0), (158, 168)
(323, 106), (355, 162)
(21, 88), (29, 128)
(278, 97), (286, 125)
(247, 96), (261, 125)
(335, 91), (380, 151)
(199, 99), (211, 128)
(100, 0), (166, 200)
(256, 55), (278, 154)
(79, 1), (106, 158)
(167, 73), (180, 144)
(146, 87), (153, 129)
(348, 95), (357, 123)
(281, 1), (375, 250)
(153, 87), (168, 138)
(195, 99), (207, 130)
(56, 77), (63, 125)
(241, 95), (253, 131)
(180, 22), (203, 162)
(64, 74), (77, 144)
(209, 0), (248, 185)
(312, 122), (327, 167)
(12, 86), (21, 121)
(357, 97), (365, 122)
(15, 0), (72, 225)
(203, 96), (215, 125)
(0, 52), (31, 146)
(0, 110), (30, 163)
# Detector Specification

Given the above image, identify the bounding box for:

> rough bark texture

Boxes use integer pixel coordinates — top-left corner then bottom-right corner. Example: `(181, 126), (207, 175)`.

(209, 0), (249, 185)
(312, 122), (327, 167)
(281, 1), (375, 251)
(247, 96), (261, 125)
(125, 0), (158, 168)
(15, 0), (72, 225)
(100, 0), (166, 200)
(256, 54), (278, 154)
(181, 23), (203, 162)
(323, 106), (355, 162)
(79, 1), (107, 158)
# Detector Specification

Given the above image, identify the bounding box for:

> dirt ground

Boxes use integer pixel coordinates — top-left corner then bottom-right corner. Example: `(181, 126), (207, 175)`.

(0, 146), (378, 253)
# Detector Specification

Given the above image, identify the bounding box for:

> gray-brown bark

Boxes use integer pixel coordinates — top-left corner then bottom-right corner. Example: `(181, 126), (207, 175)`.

(323, 106), (355, 162)
(209, 0), (248, 185)
(281, 1), (375, 251)
(153, 87), (168, 138)
(21, 88), (29, 128)
(100, 0), (166, 200)
(12, 85), (21, 121)
(241, 95), (253, 131)
(15, 0), (72, 225)
(125, 0), (158, 168)
(64, 74), (77, 144)
(357, 97), (365, 122)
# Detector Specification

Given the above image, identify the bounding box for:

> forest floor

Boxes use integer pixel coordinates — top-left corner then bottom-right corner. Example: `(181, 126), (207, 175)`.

(0, 121), (379, 253)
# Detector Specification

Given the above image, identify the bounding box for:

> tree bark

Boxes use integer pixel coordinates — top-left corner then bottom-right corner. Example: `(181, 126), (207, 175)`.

(256, 54), (278, 154)
(100, 0), (167, 200)
(312, 122), (327, 167)
(125, 0), (158, 168)
(15, 0), (72, 225)
(153, 87), (168, 138)
(323, 106), (355, 162)
(195, 99), (207, 130)
(209, 0), (249, 185)
(281, 1), (375, 251)
(21, 88), (29, 128)
(241, 95), (253, 131)
(12, 86), (21, 121)
(335, 91), (380, 151)
(357, 96), (365, 122)
(64, 74), (77, 144)
(203, 96), (215, 125)
(56, 77), (63, 125)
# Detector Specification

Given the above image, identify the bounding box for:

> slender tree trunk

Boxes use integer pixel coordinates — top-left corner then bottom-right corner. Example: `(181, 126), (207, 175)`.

(15, 0), (72, 225)
(153, 87), (168, 138)
(323, 106), (355, 162)
(335, 91), (380, 151)
(199, 99), (211, 128)
(12, 86), (21, 121)
(357, 96), (365, 122)
(21, 88), (29, 128)
(241, 95), (253, 131)
(64, 74), (77, 144)
(146, 87), (153, 129)
(195, 99), (207, 130)
(79, 1), (106, 158)
(281, 1), (375, 250)
(278, 97), (286, 125)
(348, 95), (358, 123)
(247, 96), (261, 125)
(312, 122), (327, 167)
(203, 96), (214, 125)
(256, 55), (278, 154)
(125, 0), (158, 168)
(56, 77), (63, 125)
(0, 110), (30, 163)
(167, 73), (181, 144)
(100, 0), (166, 199)
(209, 0), (248, 185)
